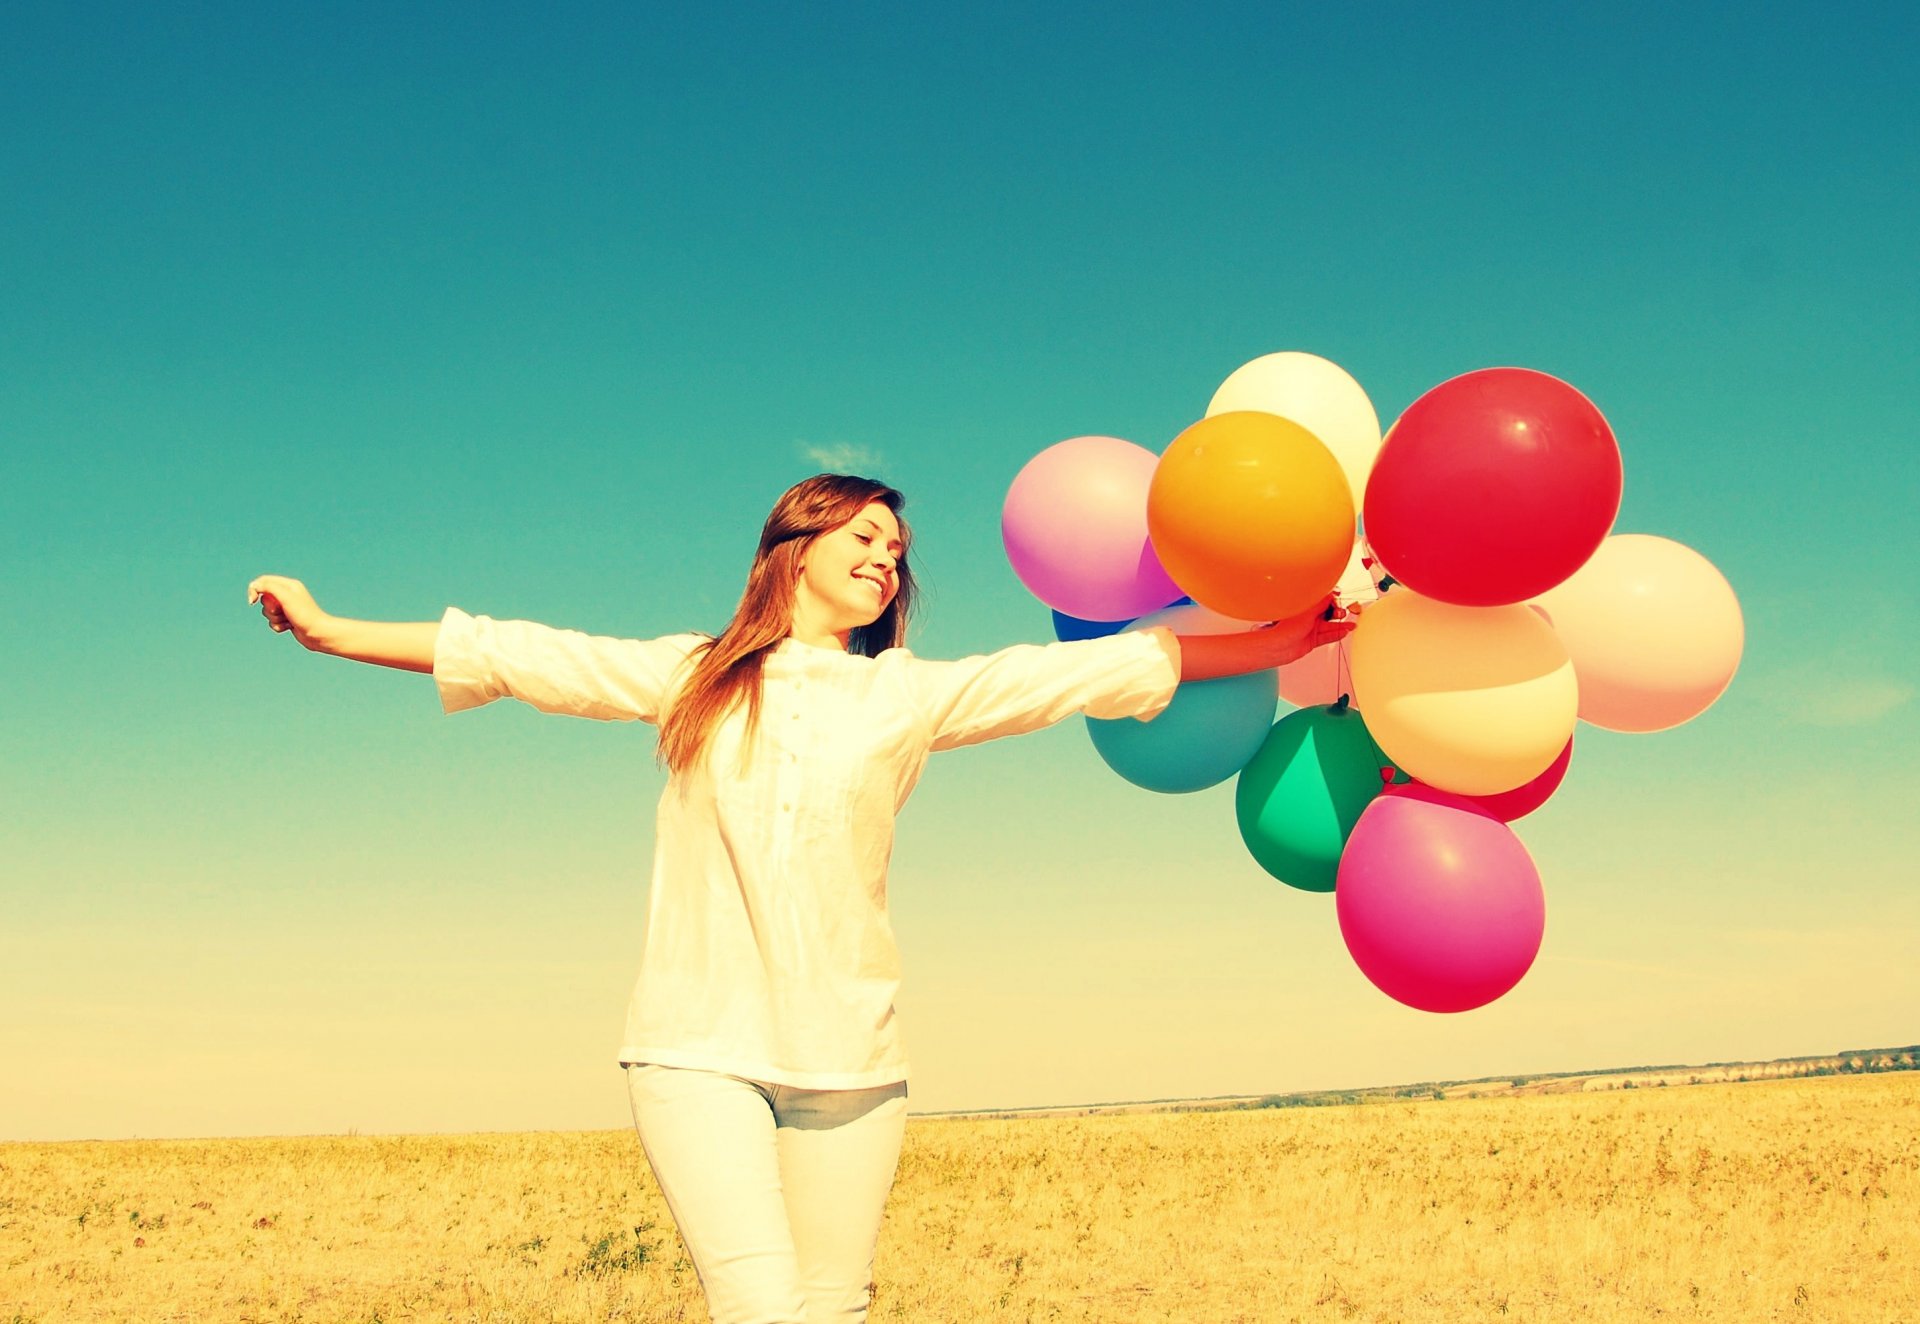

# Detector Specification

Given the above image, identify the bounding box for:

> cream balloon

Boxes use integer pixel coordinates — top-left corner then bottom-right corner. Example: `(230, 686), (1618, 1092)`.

(1348, 591), (1578, 796)
(1533, 534), (1743, 732)
(1206, 352), (1382, 509)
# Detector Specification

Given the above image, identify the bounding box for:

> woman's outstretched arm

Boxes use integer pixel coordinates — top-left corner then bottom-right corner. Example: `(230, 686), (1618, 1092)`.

(247, 575), (439, 674)
(1173, 597), (1355, 681)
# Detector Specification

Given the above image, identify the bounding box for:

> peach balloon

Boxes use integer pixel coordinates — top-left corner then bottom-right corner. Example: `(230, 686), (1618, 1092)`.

(1533, 534), (1743, 733)
(1348, 590), (1578, 796)
(1147, 411), (1354, 622)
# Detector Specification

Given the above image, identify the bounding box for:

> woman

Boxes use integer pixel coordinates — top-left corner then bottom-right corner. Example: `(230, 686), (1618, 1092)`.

(247, 473), (1349, 1324)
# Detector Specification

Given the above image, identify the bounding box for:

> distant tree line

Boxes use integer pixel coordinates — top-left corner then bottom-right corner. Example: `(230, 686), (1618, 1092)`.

(1237, 1046), (1918, 1112)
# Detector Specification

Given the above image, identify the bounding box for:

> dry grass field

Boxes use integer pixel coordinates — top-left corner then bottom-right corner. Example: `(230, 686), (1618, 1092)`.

(3, 1072), (1915, 1323)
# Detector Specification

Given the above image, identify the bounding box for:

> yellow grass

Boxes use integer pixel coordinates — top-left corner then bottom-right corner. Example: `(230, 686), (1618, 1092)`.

(3, 1073), (1916, 1323)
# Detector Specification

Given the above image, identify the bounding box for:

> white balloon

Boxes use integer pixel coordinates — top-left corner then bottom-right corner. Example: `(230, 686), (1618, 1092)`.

(1207, 352), (1383, 508)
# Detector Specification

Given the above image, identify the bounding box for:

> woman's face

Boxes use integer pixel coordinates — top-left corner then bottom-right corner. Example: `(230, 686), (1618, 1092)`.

(793, 500), (903, 635)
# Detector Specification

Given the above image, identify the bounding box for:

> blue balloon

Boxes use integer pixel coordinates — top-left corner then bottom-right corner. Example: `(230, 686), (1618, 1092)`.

(1051, 609), (1132, 642)
(1051, 597), (1192, 643)
(1087, 669), (1277, 793)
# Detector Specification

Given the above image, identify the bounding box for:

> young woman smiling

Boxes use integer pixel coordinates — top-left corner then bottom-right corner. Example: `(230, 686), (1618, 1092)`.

(247, 472), (1349, 1324)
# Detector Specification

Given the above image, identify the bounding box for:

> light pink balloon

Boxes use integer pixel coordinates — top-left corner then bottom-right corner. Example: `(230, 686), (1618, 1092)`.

(1278, 641), (1348, 707)
(1276, 534), (1374, 706)
(1002, 436), (1182, 621)
(1533, 534), (1743, 733)
(1336, 785), (1545, 1013)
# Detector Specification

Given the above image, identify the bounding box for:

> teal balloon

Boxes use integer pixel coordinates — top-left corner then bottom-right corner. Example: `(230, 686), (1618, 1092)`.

(1087, 669), (1276, 793)
(1236, 704), (1394, 892)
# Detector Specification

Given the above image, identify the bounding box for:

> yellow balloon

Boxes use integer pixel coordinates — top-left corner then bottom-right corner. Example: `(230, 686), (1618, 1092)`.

(1349, 591), (1577, 795)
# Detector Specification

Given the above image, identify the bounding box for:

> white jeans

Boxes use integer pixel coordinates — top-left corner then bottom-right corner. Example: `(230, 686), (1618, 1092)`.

(625, 1063), (908, 1324)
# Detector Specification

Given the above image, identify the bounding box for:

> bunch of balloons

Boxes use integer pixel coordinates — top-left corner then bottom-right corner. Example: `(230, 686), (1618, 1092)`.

(1001, 353), (1744, 1013)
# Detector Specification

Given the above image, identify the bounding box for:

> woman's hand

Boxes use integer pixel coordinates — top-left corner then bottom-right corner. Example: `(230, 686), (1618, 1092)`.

(248, 576), (441, 673)
(1260, 597), (1357, 667)
(248, 575), (332, 652)
(1173, 595), (1356, 682)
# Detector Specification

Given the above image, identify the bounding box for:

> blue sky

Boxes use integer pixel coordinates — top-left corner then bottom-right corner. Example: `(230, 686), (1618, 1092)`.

(3, 2), (1915, 1139)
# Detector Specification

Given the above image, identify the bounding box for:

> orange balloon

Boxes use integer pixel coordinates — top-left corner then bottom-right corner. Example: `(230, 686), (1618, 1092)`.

(1148, 411), (1354, 620)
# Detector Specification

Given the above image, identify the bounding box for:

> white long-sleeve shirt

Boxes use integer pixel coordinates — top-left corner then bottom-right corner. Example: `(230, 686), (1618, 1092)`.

(433, 607), (1180, 1090)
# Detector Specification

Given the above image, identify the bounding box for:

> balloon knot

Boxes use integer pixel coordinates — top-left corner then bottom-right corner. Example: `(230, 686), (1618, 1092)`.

(1379, 766), (1396, 786)
(1376, 574), (1397, 591)
(1331, 693), (1351, 713)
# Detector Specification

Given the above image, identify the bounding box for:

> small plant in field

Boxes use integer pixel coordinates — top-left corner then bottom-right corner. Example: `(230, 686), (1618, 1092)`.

(572, 1222), (661, 1278)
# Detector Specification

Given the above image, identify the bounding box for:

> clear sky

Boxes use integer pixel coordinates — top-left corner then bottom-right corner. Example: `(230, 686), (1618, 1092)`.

(3, 1), (1915, 1140)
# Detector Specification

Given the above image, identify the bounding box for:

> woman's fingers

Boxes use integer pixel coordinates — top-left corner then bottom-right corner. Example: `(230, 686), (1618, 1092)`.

(248, 576), (304, 636)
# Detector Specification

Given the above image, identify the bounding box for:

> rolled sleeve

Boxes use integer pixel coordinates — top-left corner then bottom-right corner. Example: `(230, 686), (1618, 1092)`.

(906, 627), (1181, 752)
(432, 607), (703, 723)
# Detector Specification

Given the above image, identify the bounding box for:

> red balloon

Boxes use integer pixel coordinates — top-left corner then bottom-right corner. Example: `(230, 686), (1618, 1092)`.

(1363, 368), (1622, 606)
(1444, 738), (1572, 822)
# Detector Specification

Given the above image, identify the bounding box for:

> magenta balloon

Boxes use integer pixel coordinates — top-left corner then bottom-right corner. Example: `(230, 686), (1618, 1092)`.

(1336, 786), (1545, 1012)
(1002, 436), (1183, 621)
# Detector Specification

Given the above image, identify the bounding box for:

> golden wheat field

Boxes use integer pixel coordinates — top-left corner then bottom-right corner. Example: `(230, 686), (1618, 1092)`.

(3, 1072), (1915, 1324)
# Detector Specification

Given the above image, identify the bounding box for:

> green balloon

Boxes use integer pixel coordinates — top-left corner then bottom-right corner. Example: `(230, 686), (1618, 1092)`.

(1235, 703), (1394, 893)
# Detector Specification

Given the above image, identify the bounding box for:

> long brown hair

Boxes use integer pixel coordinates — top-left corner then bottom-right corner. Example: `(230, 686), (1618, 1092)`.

(657, 474), (915, 774)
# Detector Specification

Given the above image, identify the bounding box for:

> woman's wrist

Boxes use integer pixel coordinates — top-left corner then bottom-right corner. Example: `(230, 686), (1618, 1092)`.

(302, 617), (441, 673)
(302, 613), (349, 656)
(1175, 601), (1351, 682)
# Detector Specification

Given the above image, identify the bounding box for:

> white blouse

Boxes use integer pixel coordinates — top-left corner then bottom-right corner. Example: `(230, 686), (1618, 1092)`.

(433, 607), (1181, 1090)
